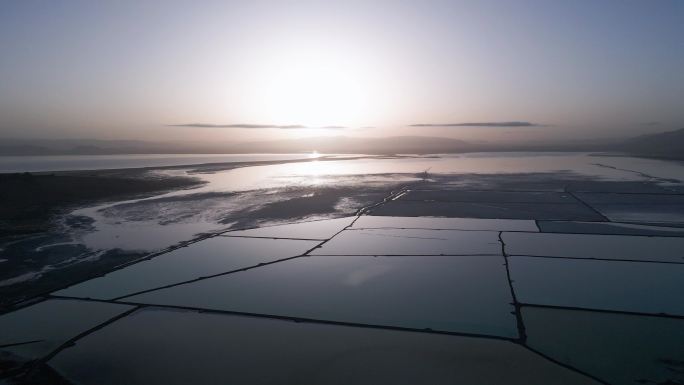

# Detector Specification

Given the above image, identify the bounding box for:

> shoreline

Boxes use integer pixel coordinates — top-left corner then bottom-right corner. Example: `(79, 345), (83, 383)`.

(0, 155), (411, 308)
(3, 152), (683, 309)
(0, 155), (388, 237)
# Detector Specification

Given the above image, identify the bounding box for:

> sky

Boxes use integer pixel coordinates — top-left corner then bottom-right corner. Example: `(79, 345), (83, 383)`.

(1, 0), (683, 143)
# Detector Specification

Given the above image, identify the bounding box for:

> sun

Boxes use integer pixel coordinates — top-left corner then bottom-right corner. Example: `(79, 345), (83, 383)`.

(240, 41), (387, 128)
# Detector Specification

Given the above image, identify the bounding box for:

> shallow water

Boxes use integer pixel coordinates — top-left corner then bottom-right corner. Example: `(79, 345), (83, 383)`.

(2, 152), (684, 298)
(126, 254), (518, 337)
(47, 307), (596, 385)
(0, 153), (316, 173)
(2, 209), (684, 383)
(185, 153), (684, 190)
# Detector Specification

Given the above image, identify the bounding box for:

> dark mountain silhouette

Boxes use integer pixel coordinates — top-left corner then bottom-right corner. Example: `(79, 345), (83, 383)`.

(618, 128), (684, 159)
(410, 121), (543, 127)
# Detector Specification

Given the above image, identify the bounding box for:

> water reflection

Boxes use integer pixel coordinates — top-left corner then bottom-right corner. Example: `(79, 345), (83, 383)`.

(126, 254), (518, 337)
(3, 152), (684, 295)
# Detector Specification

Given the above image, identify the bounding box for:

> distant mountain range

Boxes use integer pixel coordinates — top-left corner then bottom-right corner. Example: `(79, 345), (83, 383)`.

(1, 128), (683, 159)
(617, 128), (684, 159)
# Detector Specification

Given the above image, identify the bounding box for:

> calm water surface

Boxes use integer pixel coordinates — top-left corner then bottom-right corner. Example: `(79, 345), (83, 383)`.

(70, 152), (684, 250)
(0, 153), (316, 173)
(3, 152), (684, 288)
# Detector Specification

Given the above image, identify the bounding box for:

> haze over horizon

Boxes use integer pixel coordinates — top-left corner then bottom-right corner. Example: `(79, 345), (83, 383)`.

(1, 1), (683, 144)
(3, 4), (684, 382)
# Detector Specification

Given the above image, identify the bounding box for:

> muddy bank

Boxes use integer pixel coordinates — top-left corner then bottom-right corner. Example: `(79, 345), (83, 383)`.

(0, 182), (410, 308)
(0, 169), (203, 308)
(0, 156), (408, 308)
(0, 155), (380, 237)
(0, 171), (202, 237)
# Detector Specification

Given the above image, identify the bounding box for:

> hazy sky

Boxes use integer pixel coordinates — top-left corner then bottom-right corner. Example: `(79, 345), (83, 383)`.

(1, 0), (683, 142)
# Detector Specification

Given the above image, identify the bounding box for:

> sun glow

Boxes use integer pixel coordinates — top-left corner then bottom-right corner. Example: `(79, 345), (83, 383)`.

(240, 41), (390, 128)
